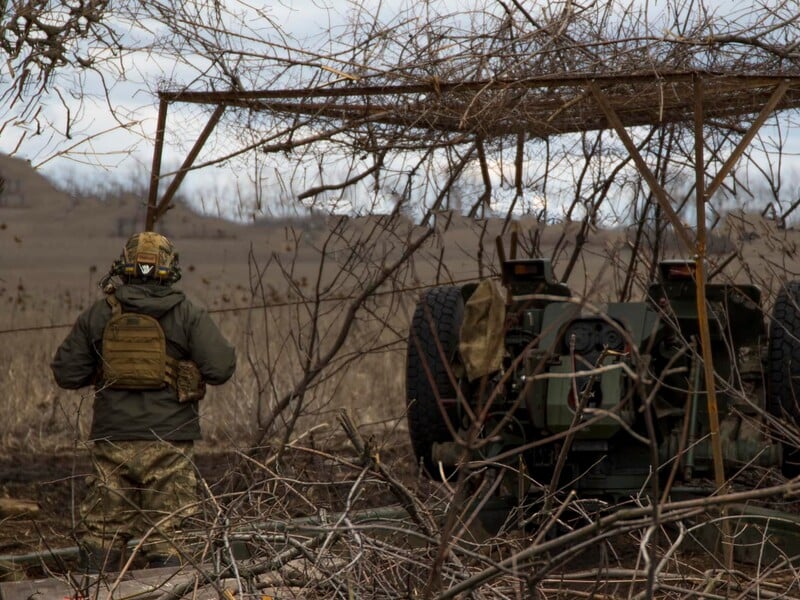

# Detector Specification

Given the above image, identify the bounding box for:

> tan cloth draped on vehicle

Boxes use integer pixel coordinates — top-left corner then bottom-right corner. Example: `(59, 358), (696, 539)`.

(459, 278), (506, 381)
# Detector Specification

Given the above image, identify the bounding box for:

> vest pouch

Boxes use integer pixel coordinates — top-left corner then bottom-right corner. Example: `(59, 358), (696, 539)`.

(102, 312), (168, 389)
(176, 360), (206, 402)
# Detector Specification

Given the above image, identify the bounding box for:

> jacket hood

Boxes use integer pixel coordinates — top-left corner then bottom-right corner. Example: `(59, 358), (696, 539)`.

(113, 283), (186, 318)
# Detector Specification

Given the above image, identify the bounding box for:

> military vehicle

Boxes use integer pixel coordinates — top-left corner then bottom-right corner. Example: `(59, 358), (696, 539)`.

(405, 254), (800, 498)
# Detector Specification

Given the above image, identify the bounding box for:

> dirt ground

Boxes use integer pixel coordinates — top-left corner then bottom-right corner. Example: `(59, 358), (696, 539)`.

(4, 155), (800, 595)
(0, 449), (236, 557)
(3, 442), (800, 599)
(0, 432), (421, 569)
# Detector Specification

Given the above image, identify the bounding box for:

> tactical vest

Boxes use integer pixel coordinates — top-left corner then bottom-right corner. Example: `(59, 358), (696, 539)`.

(100, 293), (179, 389)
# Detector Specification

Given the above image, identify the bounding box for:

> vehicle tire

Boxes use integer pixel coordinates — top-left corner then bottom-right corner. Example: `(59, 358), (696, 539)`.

(767, 281), (800, 477)
(405, 286), (464, 478)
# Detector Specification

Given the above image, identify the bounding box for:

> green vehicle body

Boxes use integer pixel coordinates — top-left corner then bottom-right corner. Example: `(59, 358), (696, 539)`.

(406, 258), (792, 496)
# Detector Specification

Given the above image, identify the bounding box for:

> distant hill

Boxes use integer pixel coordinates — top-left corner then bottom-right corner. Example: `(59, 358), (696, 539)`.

(0, 154), (70, 210)
(0, 153), (250, 238)
(0, 154), (268, 301)
(2, 152), (797, 314)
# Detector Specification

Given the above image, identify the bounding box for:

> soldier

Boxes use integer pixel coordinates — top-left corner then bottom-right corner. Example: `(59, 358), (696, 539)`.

(51, 231), (236, 572)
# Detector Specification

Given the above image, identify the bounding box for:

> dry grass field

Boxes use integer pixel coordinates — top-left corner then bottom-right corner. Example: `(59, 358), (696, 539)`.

(0, 155), (638, 454)
(3, 153), (800, 597)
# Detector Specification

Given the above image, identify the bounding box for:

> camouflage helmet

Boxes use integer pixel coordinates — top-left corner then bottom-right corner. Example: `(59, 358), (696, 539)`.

(117, 231), (181, 283)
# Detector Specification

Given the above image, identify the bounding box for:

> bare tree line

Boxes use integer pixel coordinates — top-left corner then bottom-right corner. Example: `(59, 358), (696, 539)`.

(3, 1), (800, 224)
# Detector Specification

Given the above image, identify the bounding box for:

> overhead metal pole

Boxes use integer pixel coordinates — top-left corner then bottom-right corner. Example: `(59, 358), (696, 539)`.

(145, 101), (225, 230)
(146, 98), (169, 231)
(589, 83), (694, 254)
(692, 77), (725, 493)
(692, 76), (733, 569)
(705, 81), (790, 201)
(149, 104), (226, 226)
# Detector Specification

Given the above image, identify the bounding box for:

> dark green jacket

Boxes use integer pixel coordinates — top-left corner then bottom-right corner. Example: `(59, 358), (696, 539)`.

(51, 283), (236, 441)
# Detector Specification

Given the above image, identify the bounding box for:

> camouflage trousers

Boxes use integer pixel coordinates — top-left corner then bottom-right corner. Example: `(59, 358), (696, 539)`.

(79, 440), (199, 561)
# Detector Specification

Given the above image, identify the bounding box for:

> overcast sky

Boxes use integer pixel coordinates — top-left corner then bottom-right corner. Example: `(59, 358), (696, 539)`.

(0, 2), (425, 221)
(3, 0), (799, 223)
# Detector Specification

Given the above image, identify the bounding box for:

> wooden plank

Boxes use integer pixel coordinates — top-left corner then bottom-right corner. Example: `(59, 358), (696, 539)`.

(0, 498), (39, 518)
(0, 568), (289, 600)
(0, 566), (189, 600)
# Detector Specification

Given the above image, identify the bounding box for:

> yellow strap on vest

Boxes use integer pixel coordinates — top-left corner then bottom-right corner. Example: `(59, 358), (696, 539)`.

(164, 356), (179, 388)
(106, 292), (122, 317)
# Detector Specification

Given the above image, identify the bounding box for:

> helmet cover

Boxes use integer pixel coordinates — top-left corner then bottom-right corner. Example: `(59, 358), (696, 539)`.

(120, 231), (181, 283)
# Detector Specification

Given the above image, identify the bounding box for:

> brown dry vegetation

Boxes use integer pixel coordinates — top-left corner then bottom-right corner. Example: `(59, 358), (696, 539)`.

(2, 155), (800, 598)
(6, 0), (800, 595)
